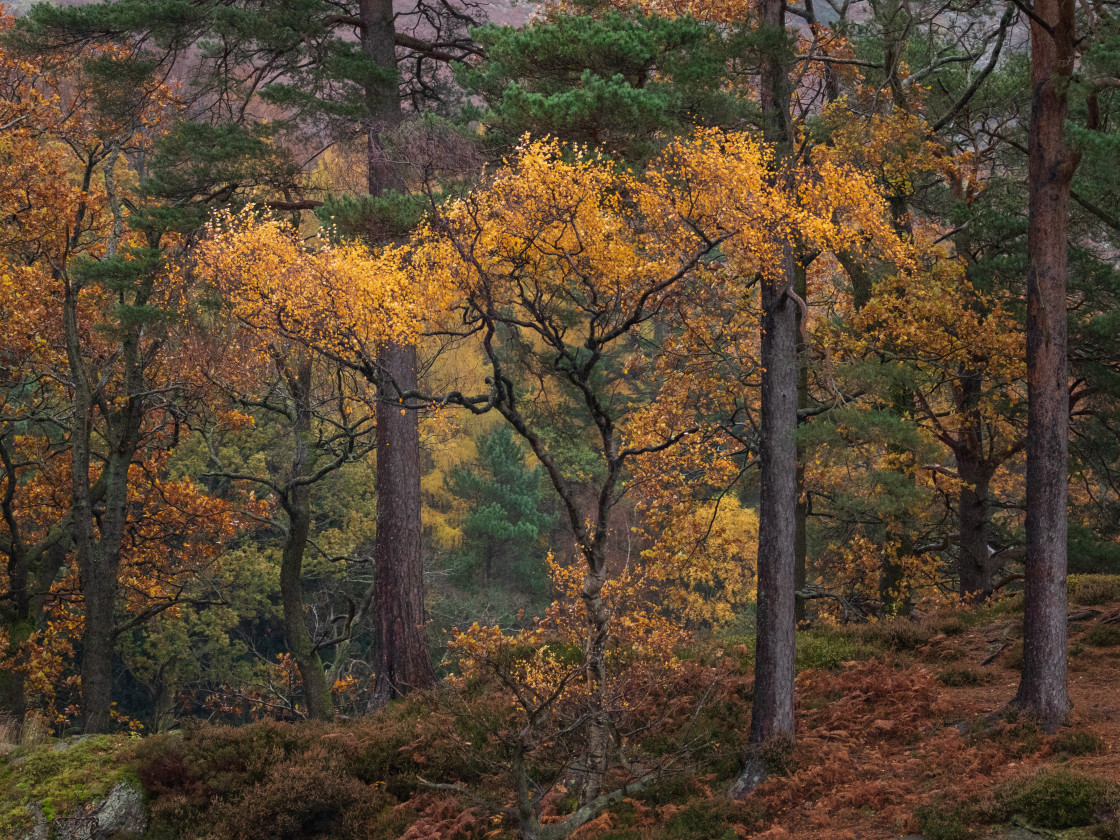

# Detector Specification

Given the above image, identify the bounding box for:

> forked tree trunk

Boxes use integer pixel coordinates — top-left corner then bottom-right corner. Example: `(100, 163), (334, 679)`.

(359, 0), (435, 702)
(1011, 0), (1075, 730)
(65, 278), (143, 734)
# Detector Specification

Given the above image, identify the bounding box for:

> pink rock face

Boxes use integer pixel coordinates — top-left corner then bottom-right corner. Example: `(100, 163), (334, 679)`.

(475, 0), (536, 26)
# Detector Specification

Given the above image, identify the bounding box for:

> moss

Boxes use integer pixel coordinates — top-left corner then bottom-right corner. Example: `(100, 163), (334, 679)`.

(0, 734), (136, 834)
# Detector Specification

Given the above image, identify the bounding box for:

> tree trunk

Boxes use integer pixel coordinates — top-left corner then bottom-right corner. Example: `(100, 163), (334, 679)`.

(1011, 0), (1075, 731)
(65, 274), (145, 733)
(360, 0), (405, 198)
(372, 342), (435, 702)
(794, 263), (809, 624)
(0, 534), (30, 721)
(733, 0), (798, 799)
(80, 443), (135, 734)
(574, 556), (610, 805)
(2, 540), (68, 722)
(280, 358), (334, 721)
(358, 0), (433, 703)
(957, 451), (995, 601)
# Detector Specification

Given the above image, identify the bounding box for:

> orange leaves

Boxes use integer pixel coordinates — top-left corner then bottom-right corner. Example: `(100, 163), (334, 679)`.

(195, 208), (443, 364)
(418, 137), (708, 335)
(816, 102), (958, 202)
(855, 262), (1024, 389)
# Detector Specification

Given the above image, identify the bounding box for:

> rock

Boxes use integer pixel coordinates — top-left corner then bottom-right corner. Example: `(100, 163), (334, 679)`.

(65, 780), (147, 840)
(19, 780), (147, 840)
(50, 735), (94, 753)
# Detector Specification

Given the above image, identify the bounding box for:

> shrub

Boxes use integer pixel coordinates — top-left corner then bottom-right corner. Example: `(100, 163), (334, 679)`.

(665, 803), (737, 840)
(1054, 731), (1106, 757)
(136, 720), (423, 840)
(215, 746), (394, 840)
(859, 618), (935, 652)
(998, 769), (1115, 829)
(915, 803), (977, 840)
(936, 668), (985, 687)
(796, 629), (874, 670)
(1069, 575), (1120, 606)
(635, 775), (704, 807)
(1085, 625), (1120, 647)
(937, 616), (967, 636)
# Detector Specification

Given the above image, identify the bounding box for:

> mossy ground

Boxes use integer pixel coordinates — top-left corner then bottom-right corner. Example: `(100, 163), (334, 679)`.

(0, 734), (137, 834)
(2, 576), (1119, 840)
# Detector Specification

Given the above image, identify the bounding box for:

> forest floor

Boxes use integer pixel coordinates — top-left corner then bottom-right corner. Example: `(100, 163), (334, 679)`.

(2, 576), (1120, 840)
(733, 597), (1120, 840)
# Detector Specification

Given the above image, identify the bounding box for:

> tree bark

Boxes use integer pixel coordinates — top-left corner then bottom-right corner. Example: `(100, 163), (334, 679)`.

(794, 263), (809, 624)
(1011, 0), (1075, 731)
(357, 0), (435, 702)
(280, 357), (335, 721)
(957, 451), (996, 601)
(371, 342), (434, 701)
(77, 378), (141, 734)
(734, 0), (798, 795)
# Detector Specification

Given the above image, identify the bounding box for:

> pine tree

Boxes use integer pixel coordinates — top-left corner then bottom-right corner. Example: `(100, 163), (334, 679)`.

(446, 427), (553, 597)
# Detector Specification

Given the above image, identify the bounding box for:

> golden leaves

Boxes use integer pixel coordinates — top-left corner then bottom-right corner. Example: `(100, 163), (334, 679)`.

(195, 208), (433, 361)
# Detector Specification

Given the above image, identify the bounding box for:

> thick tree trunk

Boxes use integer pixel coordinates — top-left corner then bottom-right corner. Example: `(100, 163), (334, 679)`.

(360, 0), (405, 198)
(1011, 0), (1075, 731)
(358, 0), (434, 703)
(733, 0), (798, 799)
(737, 244), (799, 795)
(372, 342), (434, 702)
(280, 358), (334, 721)
(80, 440), (136, 733)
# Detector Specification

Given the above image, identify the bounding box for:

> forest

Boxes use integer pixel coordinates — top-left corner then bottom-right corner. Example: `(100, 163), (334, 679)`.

(0, 0), (1119, 835)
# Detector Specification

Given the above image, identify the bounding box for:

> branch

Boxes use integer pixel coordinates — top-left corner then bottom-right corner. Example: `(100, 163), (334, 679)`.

(536, 774), (660, 840)
(932, 4), (1016, 133)
(618, 427), (697, 460)
(265, 199), (324, 211)
(1008, 0), (1054, 35)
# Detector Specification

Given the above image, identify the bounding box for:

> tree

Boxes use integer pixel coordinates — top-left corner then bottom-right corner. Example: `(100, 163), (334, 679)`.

(1010, 0), (1077, 730)
(415, 129), (904, 810)
(731, 0), (800, 795)
(19, 0), (484, 705)
(445, 426), (553, 597)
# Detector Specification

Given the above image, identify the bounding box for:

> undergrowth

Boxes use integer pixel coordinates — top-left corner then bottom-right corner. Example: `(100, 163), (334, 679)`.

(0, 734), (135, 834)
